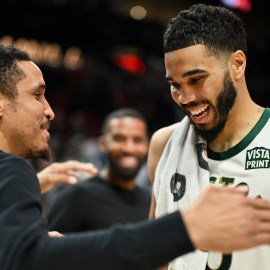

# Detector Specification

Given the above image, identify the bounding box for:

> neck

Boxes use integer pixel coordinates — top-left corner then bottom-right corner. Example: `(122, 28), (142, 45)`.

(99, 169), (136, 191)
(208, 99), (264, 152)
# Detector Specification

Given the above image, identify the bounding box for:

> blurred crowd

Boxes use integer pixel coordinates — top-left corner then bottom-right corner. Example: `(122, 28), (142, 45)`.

(41, 55), (184, 165)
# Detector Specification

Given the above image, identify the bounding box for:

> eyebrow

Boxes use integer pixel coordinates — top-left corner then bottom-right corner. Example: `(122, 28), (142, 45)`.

(165, 68), (207, 81)
(34, 83), (46, 91)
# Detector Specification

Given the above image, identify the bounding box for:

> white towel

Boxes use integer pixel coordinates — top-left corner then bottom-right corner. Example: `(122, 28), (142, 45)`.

(154, 116), (209, 270)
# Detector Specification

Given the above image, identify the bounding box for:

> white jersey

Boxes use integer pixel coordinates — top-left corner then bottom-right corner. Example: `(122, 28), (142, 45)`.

(154, 107), (270, 270)
(206, 107), (270, 270)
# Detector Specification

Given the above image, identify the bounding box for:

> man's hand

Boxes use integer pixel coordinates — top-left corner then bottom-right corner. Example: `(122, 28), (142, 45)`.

(181, 185), (270, 252)
(38, 160), (97, 194)
(48, 231), (63, 237)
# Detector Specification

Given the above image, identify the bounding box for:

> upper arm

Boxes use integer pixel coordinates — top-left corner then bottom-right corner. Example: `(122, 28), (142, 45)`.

(147, 124), (178, 220)
(147, 123), (178, 185)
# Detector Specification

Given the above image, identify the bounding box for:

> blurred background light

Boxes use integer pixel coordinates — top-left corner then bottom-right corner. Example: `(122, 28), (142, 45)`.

(112, 52), (145, 75)
(130, 5), (147, 20)
(220, 0), (252, 13)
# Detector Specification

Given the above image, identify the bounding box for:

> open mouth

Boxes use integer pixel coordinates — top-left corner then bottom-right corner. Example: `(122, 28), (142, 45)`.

(119, 156), (138, 169)
(188, 104), (210, 123)
(192, 105), (209, 118)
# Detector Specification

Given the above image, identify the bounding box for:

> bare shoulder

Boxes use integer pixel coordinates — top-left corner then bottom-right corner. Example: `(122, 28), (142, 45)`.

(151, 123), (179, 145)
(147, 123), (179, 184)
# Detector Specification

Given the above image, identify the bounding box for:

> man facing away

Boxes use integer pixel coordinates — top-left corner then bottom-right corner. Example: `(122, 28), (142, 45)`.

(1, 43), (270, 270)
(148, 3), (270, 270)
(46, 108), (151, 232)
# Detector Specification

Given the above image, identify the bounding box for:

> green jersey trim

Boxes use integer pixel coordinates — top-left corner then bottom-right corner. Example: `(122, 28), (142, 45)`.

(208, 107), (270, 161)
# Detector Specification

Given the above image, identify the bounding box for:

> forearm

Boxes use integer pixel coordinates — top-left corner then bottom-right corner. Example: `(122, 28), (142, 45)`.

(23, 212), (194, 270)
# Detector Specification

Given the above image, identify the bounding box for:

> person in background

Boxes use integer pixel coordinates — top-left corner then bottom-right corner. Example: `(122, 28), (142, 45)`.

(148, 3), (270, 270)
(1, 43), (270, 270)
(46, 108), (151, 232)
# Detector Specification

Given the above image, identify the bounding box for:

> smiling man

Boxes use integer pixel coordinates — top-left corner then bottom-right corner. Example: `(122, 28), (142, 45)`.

(1, 59), (54, 160)
(46, 108), (151, 232)
(148, 4), (270, 270)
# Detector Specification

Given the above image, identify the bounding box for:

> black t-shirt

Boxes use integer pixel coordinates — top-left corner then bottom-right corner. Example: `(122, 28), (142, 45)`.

(46, 175), (151, 232)
(0, 150), (194, 270)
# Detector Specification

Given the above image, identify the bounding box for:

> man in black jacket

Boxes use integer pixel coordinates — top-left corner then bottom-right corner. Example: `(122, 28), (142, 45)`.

(0, 44), (270, 270)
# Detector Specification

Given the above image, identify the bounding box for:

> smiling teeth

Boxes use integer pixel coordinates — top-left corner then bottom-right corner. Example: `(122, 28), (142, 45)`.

(190, 105), (209, 116)
(120, 157), (137, 167)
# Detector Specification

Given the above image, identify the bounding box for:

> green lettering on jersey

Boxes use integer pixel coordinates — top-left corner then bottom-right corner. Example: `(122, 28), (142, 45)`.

(209, 177), (234, 187)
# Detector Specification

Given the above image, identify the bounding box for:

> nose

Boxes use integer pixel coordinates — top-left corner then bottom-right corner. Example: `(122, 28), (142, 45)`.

(44, 99), (55, 121)
(178, 86), (196, 105)
(123, 140), (136, 153)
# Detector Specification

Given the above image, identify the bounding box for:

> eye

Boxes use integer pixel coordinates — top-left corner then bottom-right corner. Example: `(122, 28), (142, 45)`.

(189, 76), (203, 84)
(134, 137), (146, 144)
(172, 82), (180, 88)
(169, 82), (180, 90)
(113, 134), (125, 142)
(34, 93), (43, 100)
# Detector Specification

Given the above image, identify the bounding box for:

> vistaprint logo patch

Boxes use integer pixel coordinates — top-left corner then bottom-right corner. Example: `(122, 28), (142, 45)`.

(245, 147), (270, 170)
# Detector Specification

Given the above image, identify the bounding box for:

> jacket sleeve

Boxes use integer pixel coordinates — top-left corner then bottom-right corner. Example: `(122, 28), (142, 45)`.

(26, 211), (194, 270)
(0, 153), (194, 270)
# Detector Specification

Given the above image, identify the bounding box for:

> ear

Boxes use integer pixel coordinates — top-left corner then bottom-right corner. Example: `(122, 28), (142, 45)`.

(0, 94), (4, 117)
(98, 135), (106, 152)
(229, 50), (246, 80)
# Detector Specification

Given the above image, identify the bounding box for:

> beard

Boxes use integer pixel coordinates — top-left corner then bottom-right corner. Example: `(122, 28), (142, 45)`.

(185, 71), (237, 142)
(22, 146), (52, 161)
(108, 156), (145, 181)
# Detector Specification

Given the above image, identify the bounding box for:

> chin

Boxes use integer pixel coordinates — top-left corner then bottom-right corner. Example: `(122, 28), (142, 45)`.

(23, 146), (51, 161)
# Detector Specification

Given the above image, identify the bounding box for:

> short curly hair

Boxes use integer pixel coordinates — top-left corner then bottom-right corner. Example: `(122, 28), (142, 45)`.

(101, 108), (147, 134)
(0, 44), (31, 99)
(163, 4), (247, 58)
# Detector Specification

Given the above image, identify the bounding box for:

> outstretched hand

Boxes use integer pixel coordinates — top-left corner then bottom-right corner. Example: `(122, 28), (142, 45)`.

(181, 185), (270, 252)
(38, 160), (98, 194)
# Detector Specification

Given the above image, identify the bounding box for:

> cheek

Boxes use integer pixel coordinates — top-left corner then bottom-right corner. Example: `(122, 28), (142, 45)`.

(171, 90), (180, 105)
(137, 144), (149, 156)
(206, 77), (224, 100)
(105, 143), (122, 153)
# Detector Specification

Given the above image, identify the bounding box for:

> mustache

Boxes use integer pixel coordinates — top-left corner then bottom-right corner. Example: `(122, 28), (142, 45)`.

(182, 101), (206, 109)
(40, 121), (50, 130)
